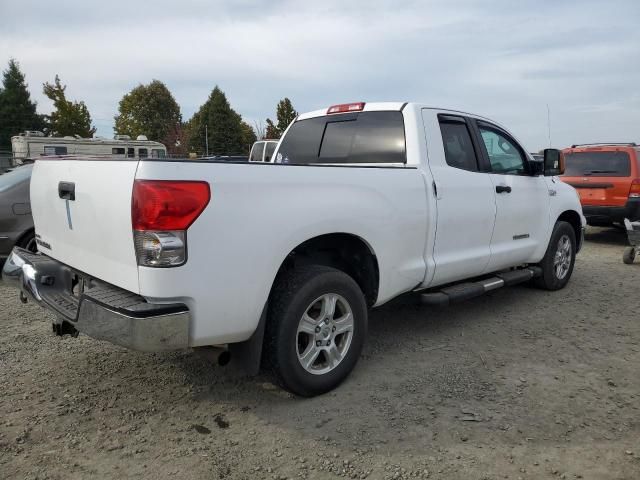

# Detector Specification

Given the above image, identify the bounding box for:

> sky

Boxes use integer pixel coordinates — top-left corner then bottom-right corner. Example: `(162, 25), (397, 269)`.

(1, 0), (639, 151)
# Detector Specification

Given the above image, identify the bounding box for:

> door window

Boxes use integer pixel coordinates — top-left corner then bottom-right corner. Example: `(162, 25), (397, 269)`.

(478, 126), (527, 175)
(439, 120), (479, 171)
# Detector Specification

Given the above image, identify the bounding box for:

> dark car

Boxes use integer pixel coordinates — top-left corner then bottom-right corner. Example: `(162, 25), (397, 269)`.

(0, 164), (36, 264)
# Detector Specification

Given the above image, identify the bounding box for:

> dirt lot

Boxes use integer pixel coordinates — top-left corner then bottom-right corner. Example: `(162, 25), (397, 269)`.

(1, 227), (639, 480)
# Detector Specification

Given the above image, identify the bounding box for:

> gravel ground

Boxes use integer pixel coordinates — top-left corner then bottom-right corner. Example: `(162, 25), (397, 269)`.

(1, 227), (639, 480)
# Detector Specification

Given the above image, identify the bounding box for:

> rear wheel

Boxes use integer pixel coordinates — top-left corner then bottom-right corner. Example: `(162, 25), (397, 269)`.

(534, 221), (576, 290)
(623, 247), (636, 264)
(263, 265), (367, 397)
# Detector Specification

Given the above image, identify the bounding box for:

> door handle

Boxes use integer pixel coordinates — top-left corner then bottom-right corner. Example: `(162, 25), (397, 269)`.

(58, 181), (76, 201)
(496, 185), (512, 194)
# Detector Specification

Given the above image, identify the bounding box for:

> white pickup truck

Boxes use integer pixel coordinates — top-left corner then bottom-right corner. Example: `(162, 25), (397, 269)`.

(2, 102), (585, 396)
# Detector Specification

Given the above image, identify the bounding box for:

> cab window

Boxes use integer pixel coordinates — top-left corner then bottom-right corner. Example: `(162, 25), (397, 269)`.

(478, 125), (527, 175)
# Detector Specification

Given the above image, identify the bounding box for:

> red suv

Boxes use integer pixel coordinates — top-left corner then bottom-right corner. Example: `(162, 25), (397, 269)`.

(561, 143), (640, 226)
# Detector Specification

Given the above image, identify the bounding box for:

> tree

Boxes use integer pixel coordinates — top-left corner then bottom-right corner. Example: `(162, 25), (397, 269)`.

(0, 59), (44, 148)
(114, 80), (181, 145)
(265, 97), (297, 138)
(162, 122), (188, 157)
(265, 119), (279, 139)
(240, 119), (257, 154)
(186, 86), (247, 156)
(43, 75), (95, 137)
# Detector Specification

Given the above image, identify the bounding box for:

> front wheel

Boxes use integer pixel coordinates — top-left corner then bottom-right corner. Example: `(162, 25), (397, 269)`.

(533, 221), (577, 290)
(263, 265), (368, 397)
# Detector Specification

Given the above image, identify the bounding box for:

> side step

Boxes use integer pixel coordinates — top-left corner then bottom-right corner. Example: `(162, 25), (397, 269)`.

(420, 267), (542, 306)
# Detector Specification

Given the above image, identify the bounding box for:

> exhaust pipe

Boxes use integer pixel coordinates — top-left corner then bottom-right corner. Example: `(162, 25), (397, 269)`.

(194, 346), (231, 366)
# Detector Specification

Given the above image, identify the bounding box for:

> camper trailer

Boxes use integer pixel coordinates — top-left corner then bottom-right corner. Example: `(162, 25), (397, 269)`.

(11, 131), (167, 163)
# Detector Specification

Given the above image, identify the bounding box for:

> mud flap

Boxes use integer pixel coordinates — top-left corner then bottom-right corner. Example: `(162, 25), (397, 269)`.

(228, 302), (268, 376)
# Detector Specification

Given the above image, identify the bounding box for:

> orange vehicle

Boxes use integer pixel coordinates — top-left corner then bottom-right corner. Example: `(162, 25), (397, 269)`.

(561, 143), (640, 226)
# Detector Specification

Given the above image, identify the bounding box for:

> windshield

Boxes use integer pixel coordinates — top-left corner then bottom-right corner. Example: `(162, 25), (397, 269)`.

(0, 164), (33, 193)
(563, 151), (631, 177)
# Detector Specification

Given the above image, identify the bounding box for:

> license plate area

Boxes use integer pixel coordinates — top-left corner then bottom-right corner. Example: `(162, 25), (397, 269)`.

(578, 188), (607, 201)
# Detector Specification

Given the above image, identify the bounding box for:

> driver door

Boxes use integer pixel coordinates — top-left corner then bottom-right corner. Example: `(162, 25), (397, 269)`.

(474, 120), (550, 271)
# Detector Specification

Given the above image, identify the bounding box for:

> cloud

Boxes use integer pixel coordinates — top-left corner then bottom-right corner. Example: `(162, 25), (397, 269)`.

(1, 0), (639, 150)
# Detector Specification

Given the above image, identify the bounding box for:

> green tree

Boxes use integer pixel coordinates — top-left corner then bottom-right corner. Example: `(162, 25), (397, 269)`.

(265, 118), (279, 139)
(43, 75), (95, 137)
(186, 86), (246, 156)
(239, 119), (257, 154)
(114, 80), (181, 144)
(0, 59), (44, 148)
(265, 97), (297, 138)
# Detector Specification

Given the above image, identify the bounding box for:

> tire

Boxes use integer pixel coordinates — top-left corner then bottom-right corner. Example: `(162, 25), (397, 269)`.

(17, 231), (37, 253)
(623, 247), (636, 265)
(263, 265), (368, 397)
(533, 221), (577, 290)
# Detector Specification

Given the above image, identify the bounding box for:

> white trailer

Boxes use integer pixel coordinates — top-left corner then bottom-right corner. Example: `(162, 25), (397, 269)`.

(11, 131), (167, 162)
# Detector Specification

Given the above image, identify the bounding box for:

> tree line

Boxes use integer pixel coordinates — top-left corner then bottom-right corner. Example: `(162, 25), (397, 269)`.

(0, 59), (298, 156)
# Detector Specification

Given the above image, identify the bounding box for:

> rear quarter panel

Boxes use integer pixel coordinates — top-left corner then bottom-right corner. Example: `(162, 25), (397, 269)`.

(135, 161), (429, 346)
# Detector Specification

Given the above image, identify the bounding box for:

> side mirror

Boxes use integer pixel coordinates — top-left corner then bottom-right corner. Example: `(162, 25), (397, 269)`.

(543, 149), (565, 176)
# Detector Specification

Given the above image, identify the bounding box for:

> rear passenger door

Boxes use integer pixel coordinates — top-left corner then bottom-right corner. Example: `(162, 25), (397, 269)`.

(425, 113), (497, 286)
(474, 120), (550, 270)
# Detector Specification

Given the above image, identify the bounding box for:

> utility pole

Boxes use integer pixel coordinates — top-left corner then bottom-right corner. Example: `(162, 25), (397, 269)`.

(547, 104), (552, 148)
(205, 124), (209, 157)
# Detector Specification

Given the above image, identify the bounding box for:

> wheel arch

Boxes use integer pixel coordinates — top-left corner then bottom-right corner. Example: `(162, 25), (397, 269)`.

(15, 227), (36, 248)
(273, 232), (380, 307)
(557, 210), (583, 251)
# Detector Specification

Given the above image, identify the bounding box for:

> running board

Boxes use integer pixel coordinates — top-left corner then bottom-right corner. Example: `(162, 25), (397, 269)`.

(420, 267), (542, 306)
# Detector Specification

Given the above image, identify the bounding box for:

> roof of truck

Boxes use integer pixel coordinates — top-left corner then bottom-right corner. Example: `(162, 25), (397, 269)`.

(297, 102), (498, 124)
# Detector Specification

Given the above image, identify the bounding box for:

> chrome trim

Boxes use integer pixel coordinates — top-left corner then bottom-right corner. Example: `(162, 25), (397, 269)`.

(1, 248), (190, 351)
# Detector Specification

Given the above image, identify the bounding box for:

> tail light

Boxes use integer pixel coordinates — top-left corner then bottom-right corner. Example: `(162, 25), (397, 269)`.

(132, 180), (210, 267)
(327, 102), (365, 114)
(630, 179), (640, 198)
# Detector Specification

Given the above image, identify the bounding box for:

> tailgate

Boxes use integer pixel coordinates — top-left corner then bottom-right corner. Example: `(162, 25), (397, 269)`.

(30, 159), (140, 293)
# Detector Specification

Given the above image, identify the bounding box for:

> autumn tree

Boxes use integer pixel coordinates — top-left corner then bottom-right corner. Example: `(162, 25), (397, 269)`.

(0, 59), (44, 148)
(114, 80), (181, 145)
(43, 75), (95, 137)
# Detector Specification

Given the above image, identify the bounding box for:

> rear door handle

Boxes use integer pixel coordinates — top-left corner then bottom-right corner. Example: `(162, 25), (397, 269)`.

(496, 185), (512, 194)
(58, 181), (75, 201)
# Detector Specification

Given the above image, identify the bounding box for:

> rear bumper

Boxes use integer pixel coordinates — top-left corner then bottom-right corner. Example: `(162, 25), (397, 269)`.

(1, 248), (190, 352)
(582, 198), (640, 223)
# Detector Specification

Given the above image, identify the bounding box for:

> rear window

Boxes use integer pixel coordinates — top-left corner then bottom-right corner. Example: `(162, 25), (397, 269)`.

(264, 142), (277, 162)
(277, 111), (406, 164)
(44, 146), (67, 155)
(564, 151), (631, 177)
(250, 142), (265, 161)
